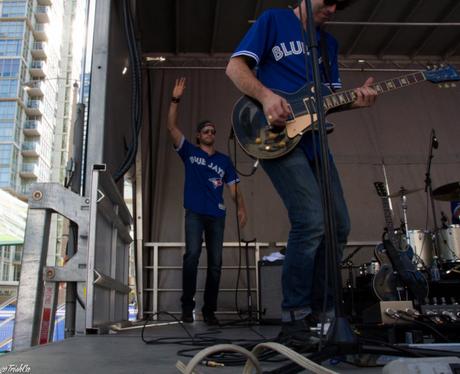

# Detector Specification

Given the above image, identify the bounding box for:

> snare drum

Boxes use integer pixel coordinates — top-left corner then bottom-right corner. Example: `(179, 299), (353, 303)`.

(407, 229), (433, 267)
(437, 225), (460, 262)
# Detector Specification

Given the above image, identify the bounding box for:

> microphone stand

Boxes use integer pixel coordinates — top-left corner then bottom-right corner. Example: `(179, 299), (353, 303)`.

(424, 129), (440, 257)
(302, 0), (356, 349)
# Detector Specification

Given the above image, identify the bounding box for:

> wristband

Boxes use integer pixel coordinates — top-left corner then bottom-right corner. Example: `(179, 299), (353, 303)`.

(171, 96), (180, 103)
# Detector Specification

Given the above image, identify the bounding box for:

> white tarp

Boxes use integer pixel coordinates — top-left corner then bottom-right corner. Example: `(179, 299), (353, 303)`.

(0, 190), (27, 245)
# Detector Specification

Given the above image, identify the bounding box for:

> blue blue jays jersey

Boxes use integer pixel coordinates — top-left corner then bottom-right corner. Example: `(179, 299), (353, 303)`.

(231, 8), (342, 93)
(176, 137), (239, 217)
(231, 8), (342, 160)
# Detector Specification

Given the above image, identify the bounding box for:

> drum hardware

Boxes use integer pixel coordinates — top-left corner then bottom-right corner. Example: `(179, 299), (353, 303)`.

(444, 262), (460, 275)
(424, 128), (442, 259)
(389, 184), (431, 269)
(359, 261), (380, 276)
(388, 185), (423, 245)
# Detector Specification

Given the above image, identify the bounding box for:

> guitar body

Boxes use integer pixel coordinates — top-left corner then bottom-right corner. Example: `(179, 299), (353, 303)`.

(373, 240), (429, 302)
(373, 244), (399, 301)
(231, 83), (334, 160)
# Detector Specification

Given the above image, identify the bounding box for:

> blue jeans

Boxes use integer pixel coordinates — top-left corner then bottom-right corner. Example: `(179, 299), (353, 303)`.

(260, 147), (350, 321)
(181, 210), (226, 315)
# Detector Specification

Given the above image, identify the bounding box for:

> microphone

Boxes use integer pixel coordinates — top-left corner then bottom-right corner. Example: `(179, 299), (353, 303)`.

(432, 129), (439, 149)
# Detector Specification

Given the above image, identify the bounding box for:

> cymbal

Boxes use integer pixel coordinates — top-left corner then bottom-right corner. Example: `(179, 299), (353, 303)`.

(388, 186), (424, 198)
(433, 181), (460, 201)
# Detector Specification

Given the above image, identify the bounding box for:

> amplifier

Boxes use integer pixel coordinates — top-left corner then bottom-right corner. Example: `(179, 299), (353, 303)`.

(258, 260), (283, 324)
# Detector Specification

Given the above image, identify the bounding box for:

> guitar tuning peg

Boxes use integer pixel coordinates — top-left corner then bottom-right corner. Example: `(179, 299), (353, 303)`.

(452, 83), (457, 88)
(438, 84), (443, 88)
(434, 64), (438, 69)
(427, 65), (432, 70)
(440, 63), (445, 67)
(255, 137), (262, 144)
(444, 83), (450, 88)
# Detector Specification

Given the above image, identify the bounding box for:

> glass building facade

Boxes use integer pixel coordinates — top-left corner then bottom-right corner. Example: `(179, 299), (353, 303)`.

(0, 0), (83, 198)
(0, 0), (85, 285)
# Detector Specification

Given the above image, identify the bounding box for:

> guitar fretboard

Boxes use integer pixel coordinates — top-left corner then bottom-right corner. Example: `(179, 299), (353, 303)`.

(323, 72), (426, 111)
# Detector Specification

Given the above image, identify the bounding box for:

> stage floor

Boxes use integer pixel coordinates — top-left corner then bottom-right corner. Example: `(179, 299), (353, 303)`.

(0, 320), (434, 374)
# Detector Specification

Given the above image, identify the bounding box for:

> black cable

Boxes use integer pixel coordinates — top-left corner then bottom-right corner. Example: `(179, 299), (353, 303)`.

(141, 311), (197, 345)
(357, 336), (425, 357)
(397, 311), (450, 342)
(227, 129), (259, 177)
(141, 311), (280, 366)
(113, 0), (143, 182)
(227, 126), (262, 322)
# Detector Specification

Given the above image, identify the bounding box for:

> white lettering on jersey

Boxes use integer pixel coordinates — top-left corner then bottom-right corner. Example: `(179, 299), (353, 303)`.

(272, 45), (284, 61)
(189, 156), (206, 165)
(208, 162), (225, 178)
(280, 42), (292, 57)
(188, 157), (225, 178)
(291, 41), (303, 55)
(271, 40), (311, 61)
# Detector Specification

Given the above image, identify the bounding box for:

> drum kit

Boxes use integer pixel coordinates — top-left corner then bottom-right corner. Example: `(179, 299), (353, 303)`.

(359, 181), (460, 278)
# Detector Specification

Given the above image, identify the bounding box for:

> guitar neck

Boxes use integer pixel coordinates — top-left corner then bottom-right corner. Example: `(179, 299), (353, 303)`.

(380, 196), (400, 249)
(324, 71), (427, 111)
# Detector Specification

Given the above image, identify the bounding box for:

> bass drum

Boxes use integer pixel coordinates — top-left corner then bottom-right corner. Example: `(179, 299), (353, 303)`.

(437, 225), (460, 262)
(407, 229), (433, 268)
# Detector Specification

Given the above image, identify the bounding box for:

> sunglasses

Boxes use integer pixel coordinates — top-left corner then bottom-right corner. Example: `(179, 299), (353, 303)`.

(324, 0), (350, 9)
(201, 128), (216, 135)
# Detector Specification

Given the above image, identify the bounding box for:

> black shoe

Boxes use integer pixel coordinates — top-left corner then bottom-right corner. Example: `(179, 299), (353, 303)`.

(277, 317), (319, 348)
(181, 311), (194, 323)
(202, 311), (219, 326)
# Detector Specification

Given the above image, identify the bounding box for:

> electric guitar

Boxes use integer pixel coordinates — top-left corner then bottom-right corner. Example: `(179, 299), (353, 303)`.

(231, 65), (460, 160)
(373, 182), (429, 302)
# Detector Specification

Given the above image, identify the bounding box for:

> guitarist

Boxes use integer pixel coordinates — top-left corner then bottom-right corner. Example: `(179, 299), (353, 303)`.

(226, 0), (377, 345)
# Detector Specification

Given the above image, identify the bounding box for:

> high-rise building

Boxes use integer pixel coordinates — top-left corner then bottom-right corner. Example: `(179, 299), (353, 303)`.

(0, 0), (86, 287)
(0, 0), (84, 199)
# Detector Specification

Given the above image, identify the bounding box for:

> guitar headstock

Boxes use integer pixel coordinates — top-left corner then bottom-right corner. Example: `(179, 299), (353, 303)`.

(374, 181), (388, 198)
(424, 64), (460, 86)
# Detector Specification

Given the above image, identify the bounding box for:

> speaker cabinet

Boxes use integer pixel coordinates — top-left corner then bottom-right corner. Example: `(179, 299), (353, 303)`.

(258, 260), (283, 324)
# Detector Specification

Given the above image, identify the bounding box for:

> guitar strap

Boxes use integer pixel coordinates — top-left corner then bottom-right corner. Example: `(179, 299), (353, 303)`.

(320, 29), (334, 92)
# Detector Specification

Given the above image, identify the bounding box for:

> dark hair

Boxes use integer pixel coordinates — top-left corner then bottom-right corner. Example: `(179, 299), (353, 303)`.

(196, 120), (214, 132)
(196, 120), (215, 144)
(324, 0), (356, 10)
